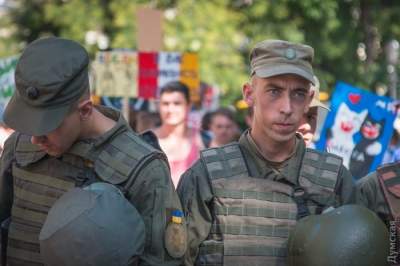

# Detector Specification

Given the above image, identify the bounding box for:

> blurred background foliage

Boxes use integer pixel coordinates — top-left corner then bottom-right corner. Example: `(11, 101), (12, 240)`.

(1, 0), (400, 104)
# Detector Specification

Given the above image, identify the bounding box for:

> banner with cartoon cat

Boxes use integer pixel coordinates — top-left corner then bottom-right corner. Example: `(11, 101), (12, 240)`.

(316, 82), (396, 180)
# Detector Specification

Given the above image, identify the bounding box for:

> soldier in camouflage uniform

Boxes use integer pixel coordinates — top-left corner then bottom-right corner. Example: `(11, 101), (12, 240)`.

(177, 40), (355, 266)
(355, 164), (400, 264)
(356, 164), (400, 226)
(0, 37), (185, 266)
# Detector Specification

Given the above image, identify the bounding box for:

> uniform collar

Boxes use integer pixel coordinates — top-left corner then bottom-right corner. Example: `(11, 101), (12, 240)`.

(238, 129), (306, 185)
(68, 106), (130, 159)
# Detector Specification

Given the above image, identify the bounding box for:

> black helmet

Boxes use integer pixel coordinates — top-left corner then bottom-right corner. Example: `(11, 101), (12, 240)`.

(39, 182), (145, 266)
(288, 204), (390, 266)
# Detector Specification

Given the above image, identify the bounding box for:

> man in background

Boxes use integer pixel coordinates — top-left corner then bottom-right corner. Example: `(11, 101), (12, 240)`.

(297, 76), (329, 147)
(208, 107), (240, 147)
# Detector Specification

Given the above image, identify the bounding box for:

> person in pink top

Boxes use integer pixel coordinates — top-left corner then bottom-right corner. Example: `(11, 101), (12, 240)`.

(154, 81), (205, 188)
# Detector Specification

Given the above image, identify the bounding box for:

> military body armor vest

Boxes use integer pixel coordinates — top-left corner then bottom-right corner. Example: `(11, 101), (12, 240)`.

(6, 131), (165, 266)
(196, 143), (342, 266)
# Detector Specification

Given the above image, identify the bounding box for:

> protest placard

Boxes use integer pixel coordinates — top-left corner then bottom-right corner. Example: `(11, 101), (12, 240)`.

(92, 51), (137, 97)
(0, 56), (18, 121)
(316, 82), (396, 179)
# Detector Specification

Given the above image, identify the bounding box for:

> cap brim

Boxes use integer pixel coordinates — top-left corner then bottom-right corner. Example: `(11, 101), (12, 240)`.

(310, 98), (330, 111)
(4, 92), (71, 136)
(254, 64), (315, 85)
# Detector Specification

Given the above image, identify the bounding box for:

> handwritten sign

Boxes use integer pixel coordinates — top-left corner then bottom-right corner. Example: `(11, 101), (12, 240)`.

(91, 51), (137, 97)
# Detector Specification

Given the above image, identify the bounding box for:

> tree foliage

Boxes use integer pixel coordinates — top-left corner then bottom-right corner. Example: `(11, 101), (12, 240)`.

(1, 0), (400, 102)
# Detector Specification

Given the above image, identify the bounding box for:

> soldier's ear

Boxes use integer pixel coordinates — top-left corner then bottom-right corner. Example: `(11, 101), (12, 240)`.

(243, 82), (254, 106)
(78, 99), (93, 121)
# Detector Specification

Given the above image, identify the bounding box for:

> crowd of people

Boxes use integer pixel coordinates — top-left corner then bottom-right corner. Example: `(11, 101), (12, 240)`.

(0, 36), (398, 266)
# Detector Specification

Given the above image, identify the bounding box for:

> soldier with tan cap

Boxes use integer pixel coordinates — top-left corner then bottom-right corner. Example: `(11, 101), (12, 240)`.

(297, 75), (330, 147)
(177, 40), (355, 266)
(0, 37), (185, 266)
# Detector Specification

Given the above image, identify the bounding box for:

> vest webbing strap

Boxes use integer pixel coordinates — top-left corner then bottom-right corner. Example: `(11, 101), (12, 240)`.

(301, 148), (341, 189)
(13, 166), (75, 191)
(7, 247), (42, 264)
(210, 223), (291, 238)
(214, 206), (297, 220)
(198, 241), (287, 257)
(213, 188), (293, 203)
(198, 241), (223, 255)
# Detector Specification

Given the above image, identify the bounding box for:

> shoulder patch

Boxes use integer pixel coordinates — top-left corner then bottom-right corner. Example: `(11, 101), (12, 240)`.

(165, 220), (187, 258)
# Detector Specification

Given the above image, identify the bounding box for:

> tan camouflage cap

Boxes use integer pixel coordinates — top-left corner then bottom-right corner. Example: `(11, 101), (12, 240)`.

(4, 37), (89, 136)
(250, 40), (315, 84)
(310, 76), (329, 110)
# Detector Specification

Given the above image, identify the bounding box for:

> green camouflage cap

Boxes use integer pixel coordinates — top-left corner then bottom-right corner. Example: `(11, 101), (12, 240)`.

(4, 37), (89, 136)
(250, 40), (315, 84)
(39, 183), (145, 266)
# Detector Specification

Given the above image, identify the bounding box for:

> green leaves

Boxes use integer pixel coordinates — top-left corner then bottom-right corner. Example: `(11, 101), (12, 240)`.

(2, 0), (400, 101)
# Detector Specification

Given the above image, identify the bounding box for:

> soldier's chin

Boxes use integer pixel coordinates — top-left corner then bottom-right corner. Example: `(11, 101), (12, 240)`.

(165, 119), (185, 126)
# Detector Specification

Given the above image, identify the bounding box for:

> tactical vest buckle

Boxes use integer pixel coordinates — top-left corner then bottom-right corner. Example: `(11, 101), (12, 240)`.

(292, 186), (311, 220)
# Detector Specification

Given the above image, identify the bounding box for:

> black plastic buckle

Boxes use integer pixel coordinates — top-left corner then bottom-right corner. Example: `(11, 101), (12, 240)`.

(292, 186), (311, 220)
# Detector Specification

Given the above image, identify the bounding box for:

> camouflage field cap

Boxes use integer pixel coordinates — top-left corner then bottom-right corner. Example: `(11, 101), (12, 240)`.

(310, 76), (329, 110)
(39, 183), (145, 266)
(250, 40), (315, 84)
(4, 37), (89, 136)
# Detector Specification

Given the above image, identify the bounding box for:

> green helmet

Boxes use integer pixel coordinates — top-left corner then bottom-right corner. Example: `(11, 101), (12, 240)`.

(39, 182), (145, 266)
(287, 204), (389, 266)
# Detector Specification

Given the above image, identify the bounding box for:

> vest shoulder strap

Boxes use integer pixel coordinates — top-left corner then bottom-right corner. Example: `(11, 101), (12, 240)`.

(94, 130), (167, 185)
(299, 148), (342, 190)
(200, 142), (249, 180)
(14, 133), (46, 166)
(377, 162), (400, 220)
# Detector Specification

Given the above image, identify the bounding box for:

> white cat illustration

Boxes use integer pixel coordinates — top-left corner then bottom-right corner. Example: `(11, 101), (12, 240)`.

(326, 103), (368, 168)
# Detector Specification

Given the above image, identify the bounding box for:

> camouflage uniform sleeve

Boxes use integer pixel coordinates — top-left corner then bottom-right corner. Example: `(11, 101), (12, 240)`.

(334, 165), (356, 205)
(177, 160), (214, 266)
(0, 133), (16, 222)
(0, 133), (17, 262)
(126, 157), (183, 266)
(355, 171), (390, 220)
